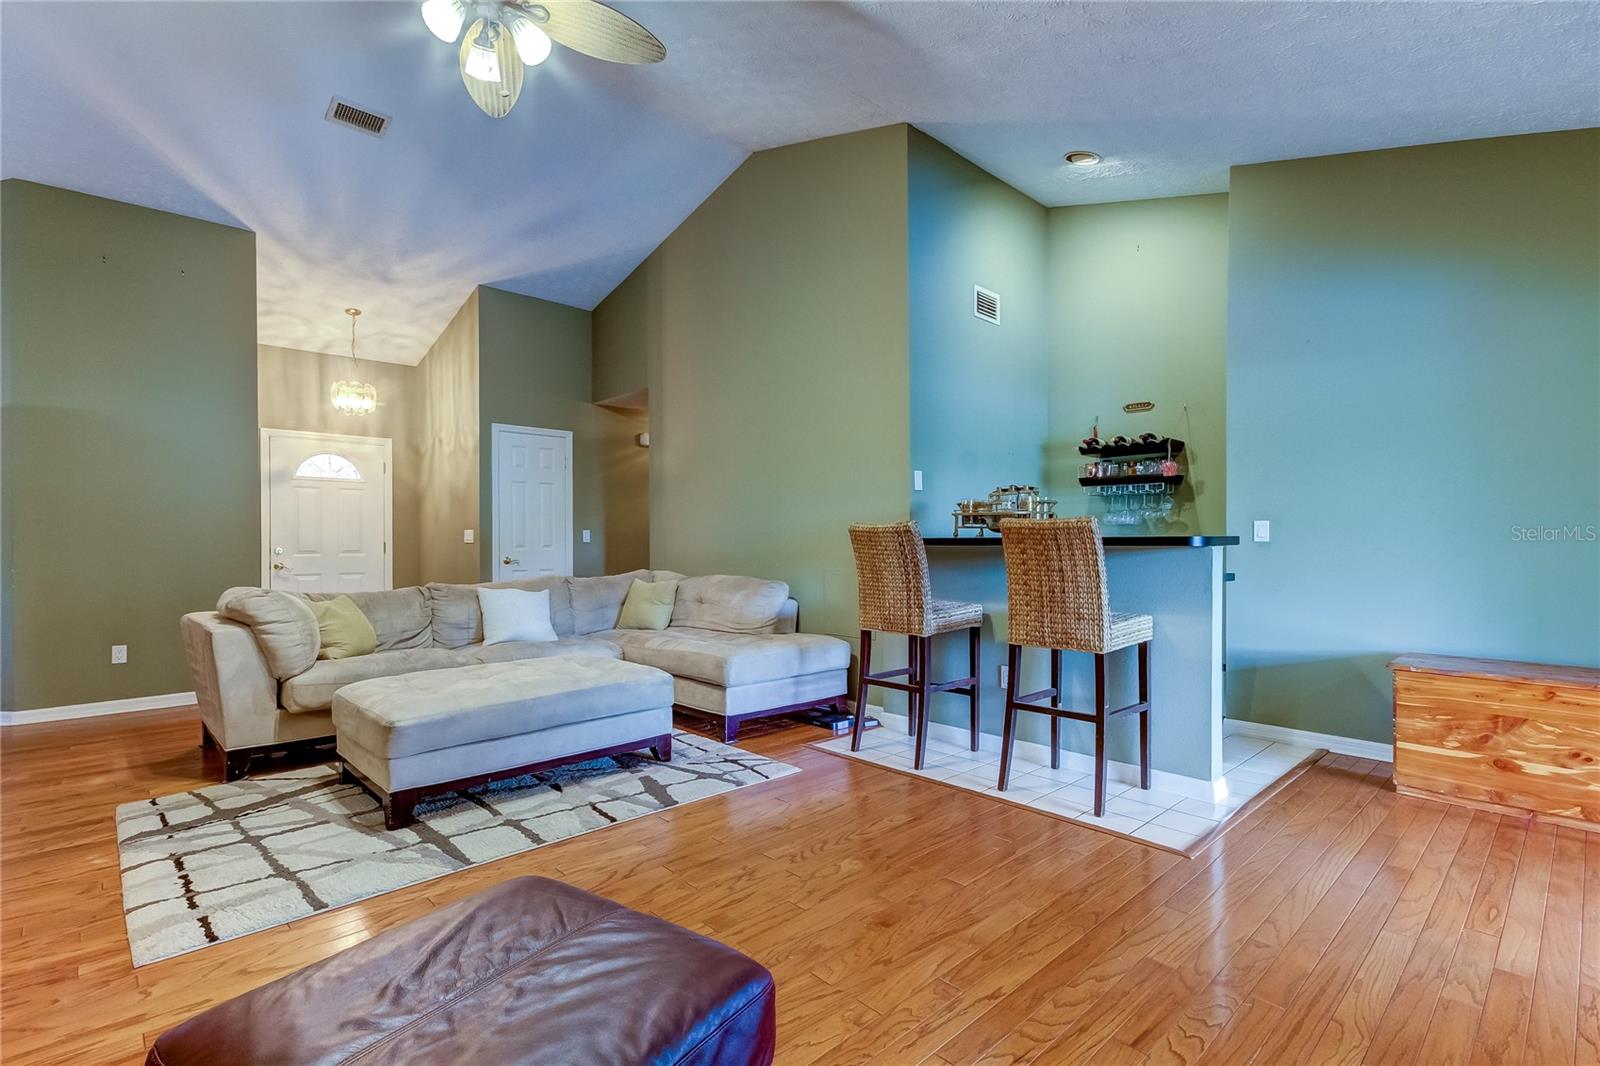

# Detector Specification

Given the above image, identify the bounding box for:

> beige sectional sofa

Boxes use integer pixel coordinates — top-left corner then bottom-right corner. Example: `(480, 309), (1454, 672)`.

(181, 570), (850, 779)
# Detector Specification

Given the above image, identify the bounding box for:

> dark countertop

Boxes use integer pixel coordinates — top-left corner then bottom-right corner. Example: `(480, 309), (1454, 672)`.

(924, 534), (1239, 548)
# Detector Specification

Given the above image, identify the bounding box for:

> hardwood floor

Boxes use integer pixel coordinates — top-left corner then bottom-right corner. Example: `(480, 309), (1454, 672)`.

(2, 706), (1596, 1065)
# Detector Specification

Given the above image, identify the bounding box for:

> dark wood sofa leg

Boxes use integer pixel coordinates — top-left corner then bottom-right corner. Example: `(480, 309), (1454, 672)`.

(223, 750), (252, 782)
(723, 718), (739, 744)
(651, 734), (673, 762)
(383, 789), (419, 832)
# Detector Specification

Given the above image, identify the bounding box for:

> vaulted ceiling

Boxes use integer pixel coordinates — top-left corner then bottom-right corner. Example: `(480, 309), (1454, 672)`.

(4, 1), (1595, 364)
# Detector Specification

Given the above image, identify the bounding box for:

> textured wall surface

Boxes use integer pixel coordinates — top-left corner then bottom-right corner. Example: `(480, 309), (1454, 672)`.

(257, 345), (425, 588)
(416, 292), (481, 585)
(1045, 194), (1230, 535)
(1226, 130), (1600, 743)
(476, 287), (649, 578)
(1, 181), (258, 711)
(594, 125), (912, 643)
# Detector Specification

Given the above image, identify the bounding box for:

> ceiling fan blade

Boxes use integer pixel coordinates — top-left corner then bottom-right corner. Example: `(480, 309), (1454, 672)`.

(459, 18), (525, 118)
(514, 0), (665, 64)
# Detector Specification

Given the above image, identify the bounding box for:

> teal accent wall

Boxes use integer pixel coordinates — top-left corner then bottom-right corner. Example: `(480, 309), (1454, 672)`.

(1225, 129), (1600, 743)
(1045, 195), (1230, 534)
(1, 180), (259, 711)
(908, 128), (1050, 532)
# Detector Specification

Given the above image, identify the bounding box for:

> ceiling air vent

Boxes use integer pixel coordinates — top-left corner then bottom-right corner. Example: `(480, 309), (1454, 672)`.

(974, 285), (1000, 324)
(325, 97), (390, 138)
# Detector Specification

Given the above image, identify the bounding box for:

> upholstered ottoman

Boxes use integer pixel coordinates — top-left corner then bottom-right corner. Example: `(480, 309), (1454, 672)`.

(333, 658), (675, 829)
(145, 876), (778, 1066)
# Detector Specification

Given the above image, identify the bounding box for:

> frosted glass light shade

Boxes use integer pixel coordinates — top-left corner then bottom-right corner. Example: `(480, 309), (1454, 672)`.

(420, 0), (464, 43)
(510, 19), (552, 66)
(331, 380), (378, 416)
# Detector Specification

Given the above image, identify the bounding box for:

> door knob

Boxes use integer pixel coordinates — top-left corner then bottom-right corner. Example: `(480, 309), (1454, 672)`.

(502, 556), (518, 565)
(272, 562), (289, 571)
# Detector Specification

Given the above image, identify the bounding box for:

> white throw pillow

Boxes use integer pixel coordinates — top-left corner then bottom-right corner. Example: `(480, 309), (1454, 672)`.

(477, 586), (558, 646)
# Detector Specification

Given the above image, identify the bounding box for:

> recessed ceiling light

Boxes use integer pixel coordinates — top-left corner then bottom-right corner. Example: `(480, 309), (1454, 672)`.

(1064, 151), (1102, 166)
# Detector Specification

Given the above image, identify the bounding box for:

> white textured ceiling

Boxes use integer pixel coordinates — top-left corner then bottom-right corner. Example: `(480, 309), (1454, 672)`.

(4, 1), (1596, 364)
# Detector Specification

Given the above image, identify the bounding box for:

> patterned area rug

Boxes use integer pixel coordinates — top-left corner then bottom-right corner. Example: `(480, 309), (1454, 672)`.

(115, 731), (797, 966)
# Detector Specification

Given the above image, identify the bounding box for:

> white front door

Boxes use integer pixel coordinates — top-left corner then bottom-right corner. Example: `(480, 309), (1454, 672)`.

(492, 424), (572, 581)
(262, 430), (392, 592)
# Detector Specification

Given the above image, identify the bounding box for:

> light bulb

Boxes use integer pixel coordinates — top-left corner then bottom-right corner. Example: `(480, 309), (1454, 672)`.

(419, 0), (464, 43)
(510, 19), (552, 66)
(464, 30), (502, 83)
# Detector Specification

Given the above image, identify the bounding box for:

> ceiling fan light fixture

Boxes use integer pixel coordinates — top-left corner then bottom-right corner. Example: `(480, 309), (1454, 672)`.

(464, 24), (503, 82)
(509, 17), (552, 66)
(420, 0), (465, 43)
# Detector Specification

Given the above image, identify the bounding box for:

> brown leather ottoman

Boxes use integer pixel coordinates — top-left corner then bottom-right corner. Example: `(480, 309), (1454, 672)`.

(145, 877), (777, 1066)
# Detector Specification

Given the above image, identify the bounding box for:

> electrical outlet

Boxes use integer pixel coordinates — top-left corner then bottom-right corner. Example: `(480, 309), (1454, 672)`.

(913, 469), (924, 492)
(1253, 520), (1271, 543)
(582, 529), (592, 543)
(111, 645), (128, 665)
(998, 663), (1008, 690)
(463, 529), (475, 544)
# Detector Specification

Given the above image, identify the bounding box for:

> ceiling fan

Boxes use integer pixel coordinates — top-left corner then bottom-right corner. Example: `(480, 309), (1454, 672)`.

(420, 0), (665, 118)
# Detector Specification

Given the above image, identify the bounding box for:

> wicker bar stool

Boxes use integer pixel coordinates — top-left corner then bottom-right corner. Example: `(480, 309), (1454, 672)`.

(847, 521), (983, 770)
(996, 517), (1153, 817)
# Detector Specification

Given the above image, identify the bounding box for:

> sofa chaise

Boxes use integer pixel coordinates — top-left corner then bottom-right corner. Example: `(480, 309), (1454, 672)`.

(181, 569), (850, 779)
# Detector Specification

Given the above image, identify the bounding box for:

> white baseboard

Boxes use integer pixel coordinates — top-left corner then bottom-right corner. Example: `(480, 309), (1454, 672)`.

(0, 691), (196, 727)
(1224, 717), (1393, 763)
(863, 705), (1227, 803)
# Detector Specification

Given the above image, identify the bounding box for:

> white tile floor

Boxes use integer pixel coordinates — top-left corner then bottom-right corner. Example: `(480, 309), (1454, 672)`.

(814, 728), (1319, 852)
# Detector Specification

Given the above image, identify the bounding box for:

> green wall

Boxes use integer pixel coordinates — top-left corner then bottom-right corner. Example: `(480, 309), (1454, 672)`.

(417, 290), (481, 584)
(477, 286), (649, 577)
(1045, 195), (1230, 534)
(1226, 129), (1600, 743)
(257, 344), (424, 588)
(1, 180), (259, 711)
(594, 125), (912, 640)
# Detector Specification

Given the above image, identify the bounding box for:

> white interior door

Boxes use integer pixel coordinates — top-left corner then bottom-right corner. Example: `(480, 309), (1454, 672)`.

(263, 430), (392, 592)
(493, 424), (572, 581)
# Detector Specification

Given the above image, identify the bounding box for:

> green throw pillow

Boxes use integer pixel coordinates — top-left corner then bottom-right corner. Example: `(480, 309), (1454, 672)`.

(309, 596), (377, 660)
(618, 578), (678, 630)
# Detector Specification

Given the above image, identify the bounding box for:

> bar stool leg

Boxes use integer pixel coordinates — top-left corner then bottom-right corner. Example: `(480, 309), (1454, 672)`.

(851, 630), (873, 752)
(1138, 640), (1152, 790)
(967, 624), (981, 752)
(913, 635), (933, 769)
(906, 634), (920, 736)
(1049, 649), (1062, 770)
(998, 643), (1022, 790)
(1092, 652), (1108, 817)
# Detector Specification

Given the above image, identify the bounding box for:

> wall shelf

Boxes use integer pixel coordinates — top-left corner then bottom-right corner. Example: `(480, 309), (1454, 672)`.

(1078, 439), (1185, 459)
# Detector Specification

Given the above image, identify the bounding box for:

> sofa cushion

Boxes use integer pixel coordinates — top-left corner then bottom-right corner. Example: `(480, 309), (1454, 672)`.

(281, 648), (471, 713)
(332, 659), (675, 759)
(427, 578), (575, 647)
(670, 575), (790, 634)
(617, 578), (678, 631)
(599, 627), (850, 688)
(568, 570), (652, 635)
(479, 587), (558, 646)
(305, 588), (431, 651)
(216, 587), (320, 680)
(463, 637), (622, 665)
(309, 596), (377, 660)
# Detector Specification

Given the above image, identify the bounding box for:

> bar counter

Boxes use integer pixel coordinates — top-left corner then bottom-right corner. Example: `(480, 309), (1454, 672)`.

(919, 532), (1237, 796)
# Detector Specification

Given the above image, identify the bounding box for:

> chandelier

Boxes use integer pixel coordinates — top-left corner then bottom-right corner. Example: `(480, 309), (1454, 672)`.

(331, 308), (378, 416)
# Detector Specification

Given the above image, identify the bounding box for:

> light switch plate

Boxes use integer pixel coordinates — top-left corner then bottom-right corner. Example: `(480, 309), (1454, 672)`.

(111, 644), (128, 665)
(463, 529), (475, 544)
(582, 529), (592, 543)
(913, 470), (924, 491)
(998, 663), (1008, 690)
(1253, 520), (1271, 543)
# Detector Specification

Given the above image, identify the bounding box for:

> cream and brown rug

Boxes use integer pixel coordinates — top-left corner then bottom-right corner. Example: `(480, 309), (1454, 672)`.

(116, 731), (797, 966)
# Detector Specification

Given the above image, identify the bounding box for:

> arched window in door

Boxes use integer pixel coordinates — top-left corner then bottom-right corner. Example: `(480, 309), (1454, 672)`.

(294, 453), (363, 481)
